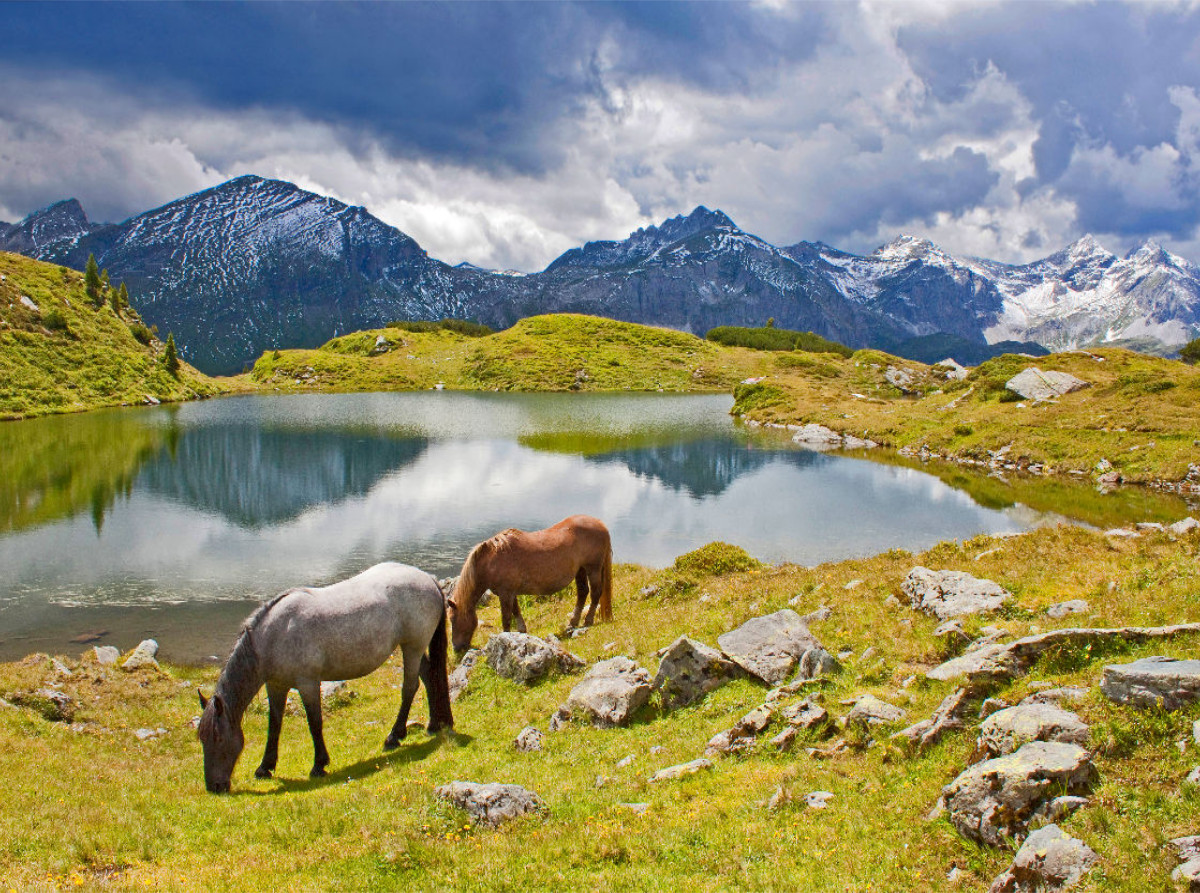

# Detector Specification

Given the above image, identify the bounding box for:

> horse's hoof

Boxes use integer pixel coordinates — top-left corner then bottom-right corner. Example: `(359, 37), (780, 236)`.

(310, 766), (327, 778)
(254, 766), (273, 779)
(383, 735), (402, 750)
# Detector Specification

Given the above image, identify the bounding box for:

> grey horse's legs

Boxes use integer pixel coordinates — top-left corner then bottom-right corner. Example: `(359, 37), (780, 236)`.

(255, 682), (289, 778)
(385, 643), (424, 749)
(569, 568), (590, 628)
(297, 680), (330, 777)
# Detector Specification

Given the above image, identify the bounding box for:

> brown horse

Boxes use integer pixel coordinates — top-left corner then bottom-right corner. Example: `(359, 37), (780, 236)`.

(447, 514), (613, 653)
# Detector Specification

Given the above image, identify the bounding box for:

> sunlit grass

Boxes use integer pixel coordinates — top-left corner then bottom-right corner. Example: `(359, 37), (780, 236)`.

(2, 524), (1198, 889)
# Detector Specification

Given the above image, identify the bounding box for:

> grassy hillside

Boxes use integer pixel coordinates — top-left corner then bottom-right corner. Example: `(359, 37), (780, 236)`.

(243, 314), (772, 393)
(0, 252), (225, 419)
(1, 524), (1198, 889)
(732, 346), (1200, 485)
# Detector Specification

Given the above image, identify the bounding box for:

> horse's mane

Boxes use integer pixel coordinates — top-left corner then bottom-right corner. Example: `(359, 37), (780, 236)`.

(211, 588), (298, 716)
(453, 531), (516, 609)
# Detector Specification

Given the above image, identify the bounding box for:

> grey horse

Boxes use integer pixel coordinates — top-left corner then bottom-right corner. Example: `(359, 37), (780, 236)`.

(197, 562), (453, 793)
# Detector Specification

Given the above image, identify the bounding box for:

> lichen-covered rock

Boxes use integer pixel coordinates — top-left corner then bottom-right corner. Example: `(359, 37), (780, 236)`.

(11, 688), (77, 722)
(987, 824), (1098, 892)
(514, 726), (545, 752)
(1046, 600), (1090, 620)
(794, 646), (841, 681)
(649, 758), (712, 783)
(121, 639), (160, 672)
(705, 704), (774, 756)
(1100, 656), (1200, 710)
(92, 645), (120, 666)
(893, 687), (971, 752)
(484, 633), (583, 685)
(653, 636), (739, 710)
(975, 703), (1090, 760)
(942, 742), (1096, 848)
(449, 648), (481, 701)
(558, 656), (652, 728)
(845, 694), (906, 729)
(1004, 368), (1089, 402)
(902, 567), (1012, 620)
(435, 781), (546, 827)
(717, 609), (823, 686)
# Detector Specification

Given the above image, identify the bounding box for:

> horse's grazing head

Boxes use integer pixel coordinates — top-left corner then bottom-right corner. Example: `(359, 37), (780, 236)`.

(197, 690), (244, 794)
(446, 592), (477, 655)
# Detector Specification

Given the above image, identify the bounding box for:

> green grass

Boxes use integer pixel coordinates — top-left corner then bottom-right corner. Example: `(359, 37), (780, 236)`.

(243, 314), (772, 395)
(2, 524), (1199, 889)
(730, 345), (1200, 484)
(0, 252), (226, 419)
(706, 325), (854, 357)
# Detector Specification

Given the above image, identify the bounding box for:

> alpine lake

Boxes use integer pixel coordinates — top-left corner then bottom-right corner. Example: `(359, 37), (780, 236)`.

(0, 391), (1191, 664)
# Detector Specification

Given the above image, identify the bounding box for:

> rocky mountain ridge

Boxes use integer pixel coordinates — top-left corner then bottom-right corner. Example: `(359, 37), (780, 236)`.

(4, 176), (1198, 373)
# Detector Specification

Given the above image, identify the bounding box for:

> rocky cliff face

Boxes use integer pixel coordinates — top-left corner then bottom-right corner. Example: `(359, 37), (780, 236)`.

(5, 176), (1198, 373)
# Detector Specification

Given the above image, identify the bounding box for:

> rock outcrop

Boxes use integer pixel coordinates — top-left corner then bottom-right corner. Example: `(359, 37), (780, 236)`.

(1099, 656), (1200, 710)
(653, 636), (740, 710)
(987, 824), (1099, 892)
(435, 781), (547, 827)
(555, 657), (652, 728)
(717, 609), (824, 686)
(902, 567), (1012, 620)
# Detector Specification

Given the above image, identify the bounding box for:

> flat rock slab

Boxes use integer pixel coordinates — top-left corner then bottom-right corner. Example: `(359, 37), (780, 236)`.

(558, 656), (652, 728)
(484, 632), (584, 685)
(893, 687), (971, 752)
(649, 758), (713, 783)
(1100, 656), (1200, 710)
(435, 781), (547, 828)
(717, 609), (823, 686)
(987, 823), (1099, 893)
(653, 635), (739, 710)
(902, 567), (1012, 620)
(928, 623), (1200, 684)
(845, 694), (906, 728)
(976, 703), (1090, 759)
(1005, 368), (1090, 402)
(942, 741), (1096, 848)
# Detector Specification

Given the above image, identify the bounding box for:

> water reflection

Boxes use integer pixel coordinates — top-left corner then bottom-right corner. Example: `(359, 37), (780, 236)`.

(0, 391), (1190, 663)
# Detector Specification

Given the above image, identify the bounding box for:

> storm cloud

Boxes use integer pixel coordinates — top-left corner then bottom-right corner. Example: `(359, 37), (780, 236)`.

(2, 1), (1198, 270)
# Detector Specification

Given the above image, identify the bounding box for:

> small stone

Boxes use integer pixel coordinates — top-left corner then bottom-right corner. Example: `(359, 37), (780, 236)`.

(649, 758), (713, 783)
(121, 639), (160, 672)
(1170, 517), (1199, 536)
(845, 694), (906, 728)
(616, 754), (635, 768)
(435, 781), (547, 828)
(514, 726), (545, 752)
(1185, 766), (1200, 787)
(618, 802), (649, 815)
(92, 645), (120, 666)
(1045, 600), (1090, 620)
(804, 791), (834, 809)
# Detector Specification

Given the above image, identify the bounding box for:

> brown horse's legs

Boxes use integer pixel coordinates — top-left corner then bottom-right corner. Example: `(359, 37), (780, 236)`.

(499, 591), (526, 633)
(385, 643), (424, 749)
(569, 568), (590, 628)
(297, 681), (330, 777)
(582, 566), (605, 626)
(255, 682), (288, 778)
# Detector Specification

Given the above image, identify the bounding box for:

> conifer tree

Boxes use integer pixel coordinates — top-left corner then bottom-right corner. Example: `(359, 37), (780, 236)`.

(118, 282), (129, 311)
(84, 254), (101, 304)
(164, 333), (181, 376)
(1181, 337), (1200, 365)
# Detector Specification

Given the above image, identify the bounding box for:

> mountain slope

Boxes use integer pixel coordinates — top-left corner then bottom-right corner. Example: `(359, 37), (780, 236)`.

(5, 177), (1199, 372)
(0, 251), (223, 417)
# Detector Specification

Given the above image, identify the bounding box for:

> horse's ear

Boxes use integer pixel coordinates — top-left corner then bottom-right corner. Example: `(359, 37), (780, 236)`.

(198, 689), (208, 710)
(213, 694), (225, 717)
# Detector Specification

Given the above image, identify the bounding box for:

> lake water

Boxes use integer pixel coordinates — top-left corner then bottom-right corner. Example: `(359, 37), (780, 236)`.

(0, 392), (1183, 663)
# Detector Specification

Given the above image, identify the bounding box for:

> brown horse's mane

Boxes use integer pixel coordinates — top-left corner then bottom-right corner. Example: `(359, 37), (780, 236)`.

(453, 532), (517, 609)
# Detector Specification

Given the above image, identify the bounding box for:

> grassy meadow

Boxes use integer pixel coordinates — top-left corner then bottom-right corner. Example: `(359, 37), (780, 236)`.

(0, 252), (226, 419)
(2, 525), (1199, 891)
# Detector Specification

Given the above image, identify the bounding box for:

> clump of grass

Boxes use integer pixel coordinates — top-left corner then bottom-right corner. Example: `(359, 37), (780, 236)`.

(673, 541), (764, 576)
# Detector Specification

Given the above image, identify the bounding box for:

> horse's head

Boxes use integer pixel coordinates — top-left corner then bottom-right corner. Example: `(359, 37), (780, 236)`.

(197, 690), (244, 794)
(446, 593), (477, 655)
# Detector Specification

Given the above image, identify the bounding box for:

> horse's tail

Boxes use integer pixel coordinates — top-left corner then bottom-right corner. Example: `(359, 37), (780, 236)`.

(599, 539), (613, 623)
(424, 596), (454, 732)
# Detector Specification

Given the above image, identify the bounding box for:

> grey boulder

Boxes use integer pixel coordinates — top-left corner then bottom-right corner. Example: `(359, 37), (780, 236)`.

(449, 648), (481, 701)
(121, 639), (160, 672)
(653, 636), (739, 710)
(902, 567), (1012, 620)
(557, 656), (652, 728)
(1100, 656), (1200, 710)
(975, 703), (1090, 760)
(717, 609), (823, 686)
(942, 741), (1096, 847)
(1004, 368), (1089, 402)
(483, 632), (584, 685)
(845, 694), (906, 729)
(435, 781), (547, 828)
(987, 824), (1099, 892)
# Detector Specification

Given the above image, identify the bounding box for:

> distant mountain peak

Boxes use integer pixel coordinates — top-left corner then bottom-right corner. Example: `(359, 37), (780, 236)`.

(3, 197), (93, 255)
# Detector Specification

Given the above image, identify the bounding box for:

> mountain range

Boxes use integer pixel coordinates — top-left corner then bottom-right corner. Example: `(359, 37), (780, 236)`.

(3, 175), (1198, 374)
